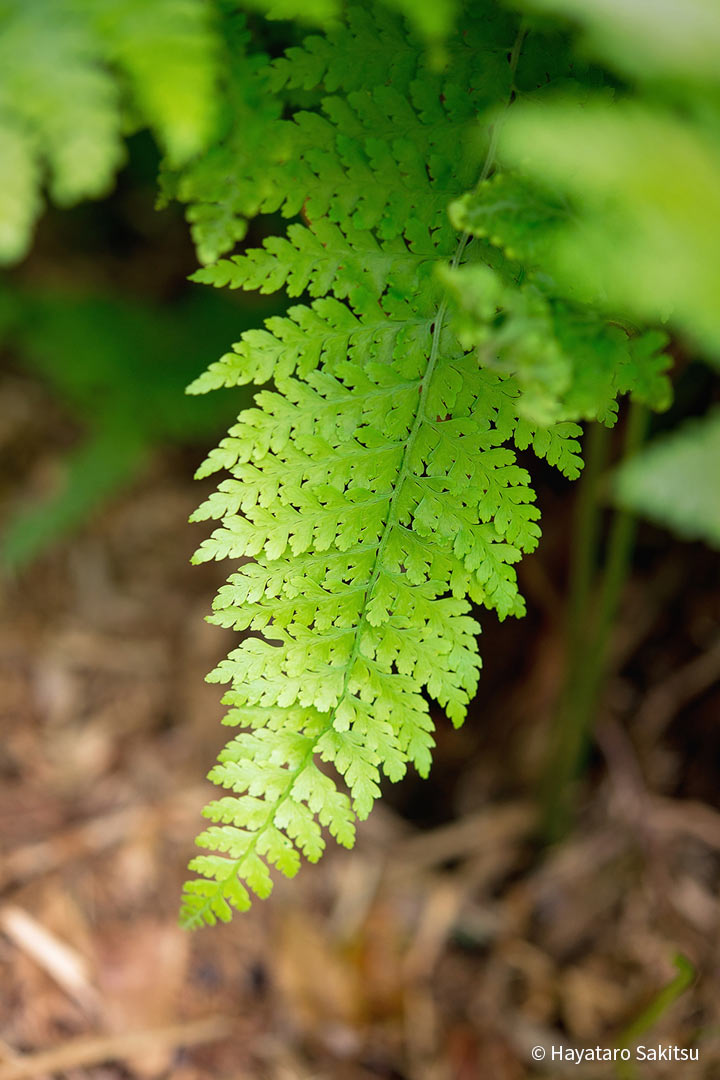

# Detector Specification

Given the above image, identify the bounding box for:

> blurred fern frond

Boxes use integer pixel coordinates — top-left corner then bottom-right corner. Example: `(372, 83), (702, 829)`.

(0, 0), (221, 263)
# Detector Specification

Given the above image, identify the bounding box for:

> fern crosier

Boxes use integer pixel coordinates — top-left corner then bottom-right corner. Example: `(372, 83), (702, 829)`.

(180, 5), (591, 927)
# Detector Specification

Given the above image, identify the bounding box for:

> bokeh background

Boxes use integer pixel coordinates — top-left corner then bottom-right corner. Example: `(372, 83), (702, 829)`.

(2, 25), (720, 1080)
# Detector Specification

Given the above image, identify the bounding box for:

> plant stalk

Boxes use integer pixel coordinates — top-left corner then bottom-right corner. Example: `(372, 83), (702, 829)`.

(542, 403), (648, 842)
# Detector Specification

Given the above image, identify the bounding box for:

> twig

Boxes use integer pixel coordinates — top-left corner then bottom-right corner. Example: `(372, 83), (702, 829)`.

(0, 807), (144, 890)
(388, 802), (534, 874)
(0, 1042), (21, 1066)
(635, 636), (720, 743)
(0, 1017), (233, 1080)
(649, 796), (720, 850)
(0, 787), (208, 891)
(0, 905), (99, 1014)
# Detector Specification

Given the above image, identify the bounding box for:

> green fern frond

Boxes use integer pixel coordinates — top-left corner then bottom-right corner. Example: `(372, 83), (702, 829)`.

(441, 260), (671, 426)
(446, 169), (672, 425)
(172, 3), (514, 265)
(89, 0), (220, 167)
(497, 101), (720, 352)
(181, 3), (672, 927)
(239, 0), (458, 38)
(614, 409), (720, 549)
(518, 0), (720, 85)
(0, 0), (219, 262)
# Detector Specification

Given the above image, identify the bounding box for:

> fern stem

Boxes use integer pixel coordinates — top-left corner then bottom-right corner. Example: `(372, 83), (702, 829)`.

(478, 23), (528, 186)
(566, 422), (611, 694)
(541, 420), (609, 841)
(595, 402), (649, 663)
(542, 403), (647, 843)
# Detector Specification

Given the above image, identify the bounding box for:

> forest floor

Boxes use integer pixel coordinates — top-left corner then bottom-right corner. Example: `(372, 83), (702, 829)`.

(2, 368), (720, 1080)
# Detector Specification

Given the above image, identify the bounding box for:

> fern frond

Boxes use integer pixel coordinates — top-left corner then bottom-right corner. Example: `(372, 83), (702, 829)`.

(447, 182), (672, 425)
(181, 3), (672, 926)
(497, 101), (720, 351)
(181, 6), (537, 927)
(521, 0), (720, 85)
(614, 409), (720, 549)
(240, 0), (459, 39)
(172, 2), (515, 264)
(0, 0), (219, 262)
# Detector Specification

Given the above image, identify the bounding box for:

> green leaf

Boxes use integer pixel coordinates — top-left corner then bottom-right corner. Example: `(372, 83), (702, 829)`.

(614, 410), (720, 549)
(0, 0), (221, 262)
(499, 102), (720, 353)
(516, 0), (720, 85)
